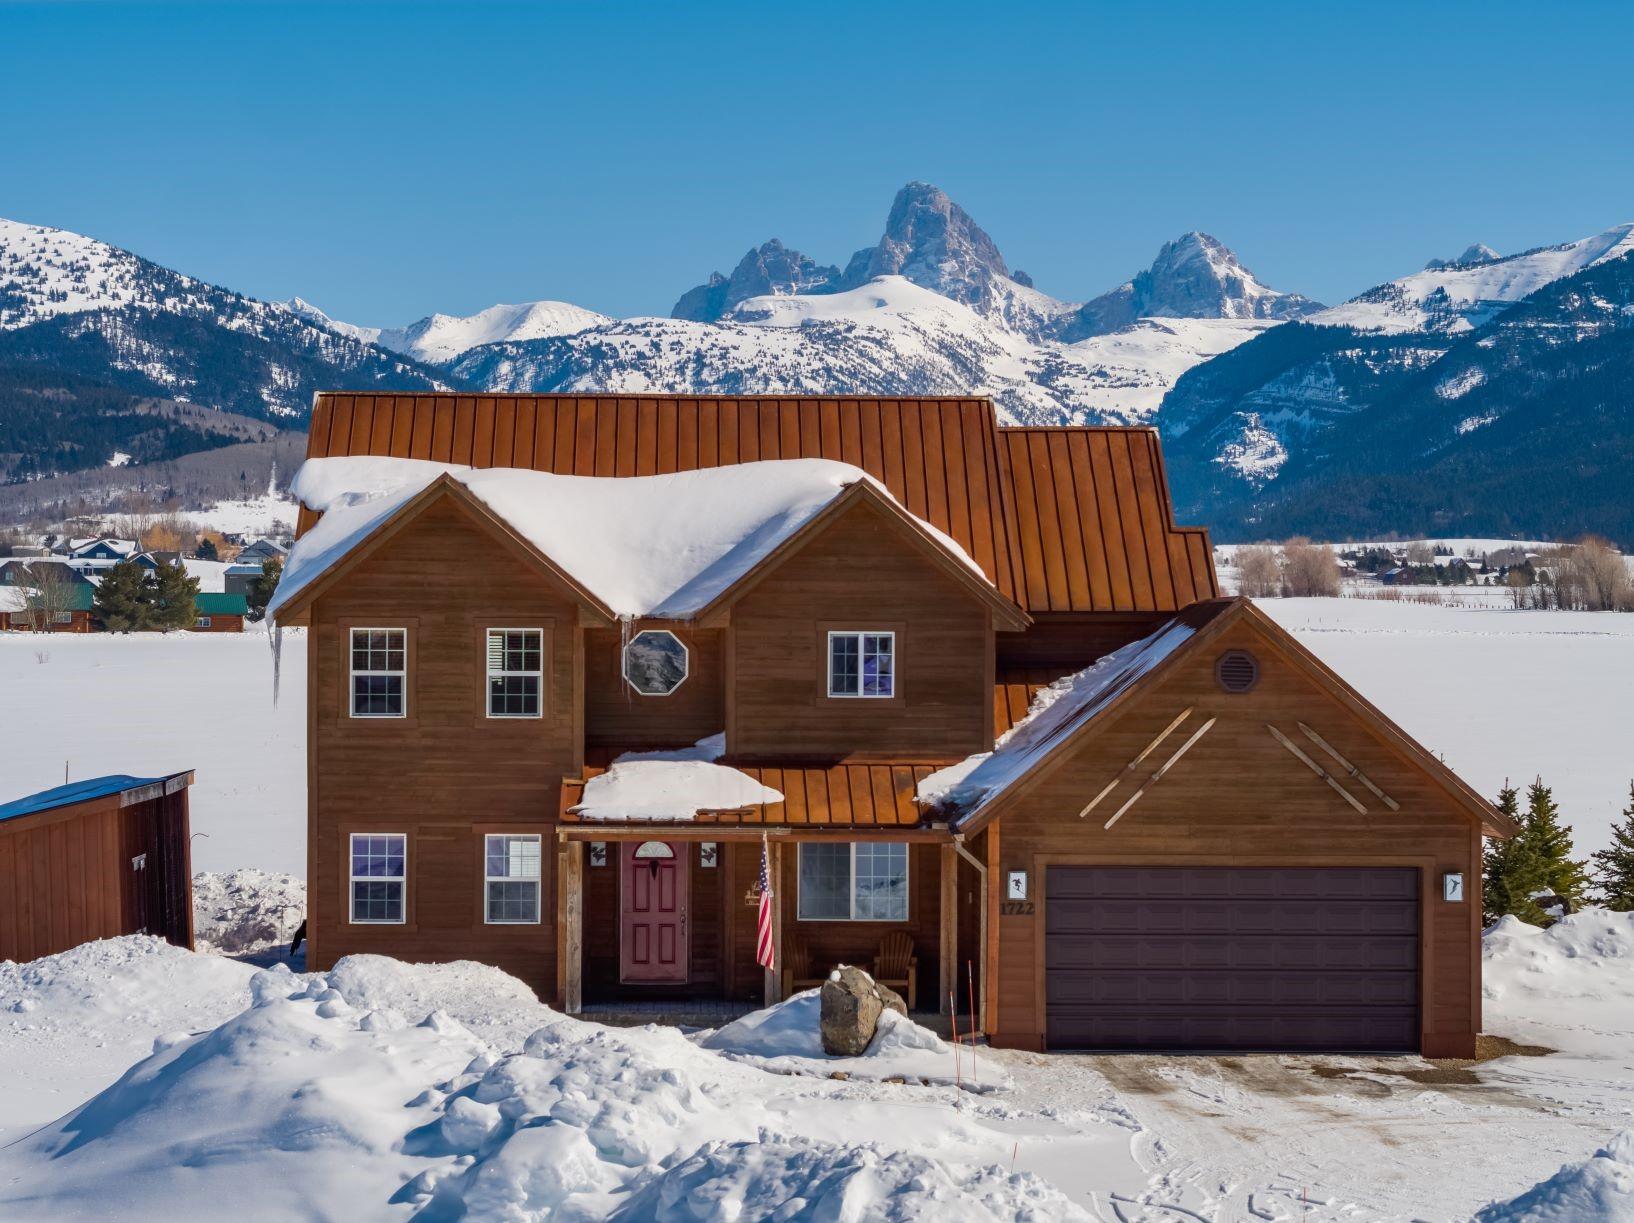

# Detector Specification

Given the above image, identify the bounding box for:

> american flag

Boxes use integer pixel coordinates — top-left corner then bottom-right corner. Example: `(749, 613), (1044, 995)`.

(755, 834), (775, 971)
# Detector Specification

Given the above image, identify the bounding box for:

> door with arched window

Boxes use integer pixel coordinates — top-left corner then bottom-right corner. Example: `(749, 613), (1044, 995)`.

(620, 840), (688, 982)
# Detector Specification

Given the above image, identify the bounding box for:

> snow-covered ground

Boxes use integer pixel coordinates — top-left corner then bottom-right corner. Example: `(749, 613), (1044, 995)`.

(4, 915), (1634, 1219)
(0, 627), (305, 874)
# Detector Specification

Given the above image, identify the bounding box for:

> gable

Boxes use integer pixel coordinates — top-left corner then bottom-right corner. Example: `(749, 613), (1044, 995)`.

(946, 599), (1509, 838)
(299, 394), (1219, 616)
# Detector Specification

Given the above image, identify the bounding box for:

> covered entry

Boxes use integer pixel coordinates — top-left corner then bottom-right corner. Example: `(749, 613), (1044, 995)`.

(1045, 865), (1420, 1052)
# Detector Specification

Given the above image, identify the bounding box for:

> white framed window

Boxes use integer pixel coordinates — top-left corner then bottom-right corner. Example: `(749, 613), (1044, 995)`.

(797, 842), (909, 921)
(349, 833), (406, 923)
(194, 616), (212, 629)
(486, 628), (543, 718)
(350, 627), (407, 718)
(484, 833), (542, 923)
(827, 631), (895, 698)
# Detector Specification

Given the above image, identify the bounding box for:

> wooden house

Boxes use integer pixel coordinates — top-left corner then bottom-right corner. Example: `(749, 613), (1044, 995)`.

(190, 592), (248, 632)
(0, 772), (195, 962)
(0, 581), (96, 632)
(272, 394), (1513, 1056)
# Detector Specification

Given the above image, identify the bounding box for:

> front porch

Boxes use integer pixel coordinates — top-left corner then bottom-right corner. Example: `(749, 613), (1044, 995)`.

(553, 823), (991, 1032)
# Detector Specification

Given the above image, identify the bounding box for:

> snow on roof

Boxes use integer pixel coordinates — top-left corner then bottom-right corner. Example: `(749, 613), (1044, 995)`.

(570, 736), (784, 822)
(919, 616), (1201, 824)
(270, 456), (985, 624)
(0, 586), (32, 613)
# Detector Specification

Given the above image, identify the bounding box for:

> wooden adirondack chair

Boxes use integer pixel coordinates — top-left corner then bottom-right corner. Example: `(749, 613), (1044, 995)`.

(781, 938), (830, 998)
(870, 931), (917, 1010)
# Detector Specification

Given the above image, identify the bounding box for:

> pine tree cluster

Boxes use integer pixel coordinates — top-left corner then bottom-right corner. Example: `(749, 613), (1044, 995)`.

(1483, 776), (1634, 924)
(91, 559), (200, 633)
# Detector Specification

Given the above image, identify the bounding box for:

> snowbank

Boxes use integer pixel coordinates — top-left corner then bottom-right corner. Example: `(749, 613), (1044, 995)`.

(0, 936), (257, 1141)
(1476, 1131), (1634, 1221)
(273, 456), (985, 623)
(192, 868), (306, 954)
(700, 988), (1008, 1089)
(1483, 908), (1634, 1056)
(0, 957), (1079, 1220)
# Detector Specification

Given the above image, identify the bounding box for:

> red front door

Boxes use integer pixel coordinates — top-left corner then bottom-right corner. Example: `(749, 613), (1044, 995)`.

(620, 841), (688, 982)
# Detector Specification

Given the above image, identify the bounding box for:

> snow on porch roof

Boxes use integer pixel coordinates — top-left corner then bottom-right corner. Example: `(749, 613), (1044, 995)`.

(268, 455), (989, 624)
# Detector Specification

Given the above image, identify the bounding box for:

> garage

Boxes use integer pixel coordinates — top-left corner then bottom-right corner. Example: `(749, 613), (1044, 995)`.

(1045, 866), (1420, 1052)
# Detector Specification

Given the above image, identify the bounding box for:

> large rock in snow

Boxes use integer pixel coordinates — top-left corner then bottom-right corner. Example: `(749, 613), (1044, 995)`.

(819, 966), (905, 1057)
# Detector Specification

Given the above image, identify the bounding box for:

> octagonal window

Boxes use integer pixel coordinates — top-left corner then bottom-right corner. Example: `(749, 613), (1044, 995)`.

(623, 629), (689, 696)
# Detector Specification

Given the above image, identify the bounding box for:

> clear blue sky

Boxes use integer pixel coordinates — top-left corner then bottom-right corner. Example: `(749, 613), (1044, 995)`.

(5, 1), (1631, 324)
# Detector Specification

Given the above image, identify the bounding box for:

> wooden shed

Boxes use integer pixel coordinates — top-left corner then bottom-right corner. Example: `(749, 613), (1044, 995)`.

(0, 772), (196, 962)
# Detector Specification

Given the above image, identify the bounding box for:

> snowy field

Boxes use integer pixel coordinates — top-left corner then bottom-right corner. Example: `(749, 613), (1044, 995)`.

(0, 627), (306, 874)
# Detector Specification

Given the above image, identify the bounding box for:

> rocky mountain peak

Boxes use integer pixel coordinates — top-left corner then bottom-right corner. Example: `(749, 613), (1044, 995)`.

(1059, 232), (1321, 342)
(1425, 243), (1501, 271)
(671, 238), (843, 322)
(860, 181), (1012, 300)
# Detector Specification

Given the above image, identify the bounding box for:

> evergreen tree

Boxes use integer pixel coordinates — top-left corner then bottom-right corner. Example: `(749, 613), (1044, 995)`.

(194, 537), (219, 562)
(93, 560), (152, 633)
(1482, 783), (1545, 923)
(148, 559), (200, 632)
(246, 557), (282, 623)
(1592, 783), (1634, 911)
(1522, 776), (1592, 909)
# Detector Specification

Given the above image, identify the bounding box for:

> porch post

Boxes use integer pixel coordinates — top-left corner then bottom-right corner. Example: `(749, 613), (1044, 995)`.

(939, 843), (957, 1016)
(561, 839), (584, 1015)
(763, 839), (784, 1006)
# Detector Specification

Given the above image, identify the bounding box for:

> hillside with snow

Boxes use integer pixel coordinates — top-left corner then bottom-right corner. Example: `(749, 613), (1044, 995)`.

(288, 297), (610, 365)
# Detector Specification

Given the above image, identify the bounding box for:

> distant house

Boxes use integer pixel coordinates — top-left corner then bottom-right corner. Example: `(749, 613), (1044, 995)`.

(0, 772), (195, 961)
(0, 559), (93, 588)
(223, 562), (266, 598)
(234, 538), (288, 565)
(190, 592), (248, 632)
(0, 582), (96, 632)
(69, 537), (140, 562)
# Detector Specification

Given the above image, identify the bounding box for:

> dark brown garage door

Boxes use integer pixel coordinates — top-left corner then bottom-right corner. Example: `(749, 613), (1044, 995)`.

(1045, 866), (1419, 1052)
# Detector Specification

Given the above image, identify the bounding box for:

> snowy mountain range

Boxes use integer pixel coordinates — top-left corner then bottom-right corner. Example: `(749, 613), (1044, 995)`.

(3, 185), (1632, 540)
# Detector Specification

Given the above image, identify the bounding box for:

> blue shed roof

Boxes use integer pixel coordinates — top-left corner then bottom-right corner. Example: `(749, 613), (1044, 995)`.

(0, 774), (181, 824)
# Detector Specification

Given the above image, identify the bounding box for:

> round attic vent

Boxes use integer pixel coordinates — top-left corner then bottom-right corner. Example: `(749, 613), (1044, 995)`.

(1215, 650), (1259, 693)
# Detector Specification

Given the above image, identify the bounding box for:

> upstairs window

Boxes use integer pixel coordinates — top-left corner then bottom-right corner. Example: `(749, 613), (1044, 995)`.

(349, 833), (406, 923)
(797, 842), (909, 921)
(487, 628), (544, 718)
(350, 628), (407, 718)
(827, 630), (895, 698)
(484, 833), (542, 923)
(623, 629), (689, 696)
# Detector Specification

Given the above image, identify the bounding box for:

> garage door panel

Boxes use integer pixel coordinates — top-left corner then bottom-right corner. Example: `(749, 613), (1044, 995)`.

(1048, 900), (1419, 939)
(1048, 1008), (1420, 1053)
(1044, 866), (1420, 1052)
(1049, 969), (1417, 1009)
(1048, 934), (1419, 973)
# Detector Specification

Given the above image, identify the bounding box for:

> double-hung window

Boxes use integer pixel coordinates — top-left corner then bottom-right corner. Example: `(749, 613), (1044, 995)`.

(484, 833), (542, 923)
(827, 630), (895, 698)
(349, 833), (406, 923)
(350, 627), (407, 717)
(797, 842), (909, 921)
(486, 628), (543, 718)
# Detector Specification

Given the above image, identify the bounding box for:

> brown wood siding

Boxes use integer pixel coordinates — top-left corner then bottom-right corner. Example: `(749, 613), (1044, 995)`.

(583, 627), (726, 751)
(189, 613), (245, 633)
(988, 616), (1482, 1058)
(307, 499), (576, 996)
(0, 789), (192, 962)
(301, 394), (1217, 616)
(727, 499), (993, 761)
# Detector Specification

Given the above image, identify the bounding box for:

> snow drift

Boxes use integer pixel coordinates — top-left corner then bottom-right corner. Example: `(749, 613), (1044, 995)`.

(1476, 1130), (1634, 1221)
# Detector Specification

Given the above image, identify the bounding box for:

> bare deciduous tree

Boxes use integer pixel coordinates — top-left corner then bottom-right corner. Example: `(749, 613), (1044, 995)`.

(1234, 544), (1282, 598)
(1282, 537), (1341, 597)
(20, 563), (78, 631)
(1405, 541), (1435, 565)
(1555, 536), (1632, 611)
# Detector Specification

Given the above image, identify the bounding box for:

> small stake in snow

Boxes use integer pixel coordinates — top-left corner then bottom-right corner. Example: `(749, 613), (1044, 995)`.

(967, 960), (980, 1091)
(1011, 1141), (1018, 1173)
(949, 989), (962, 1094)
